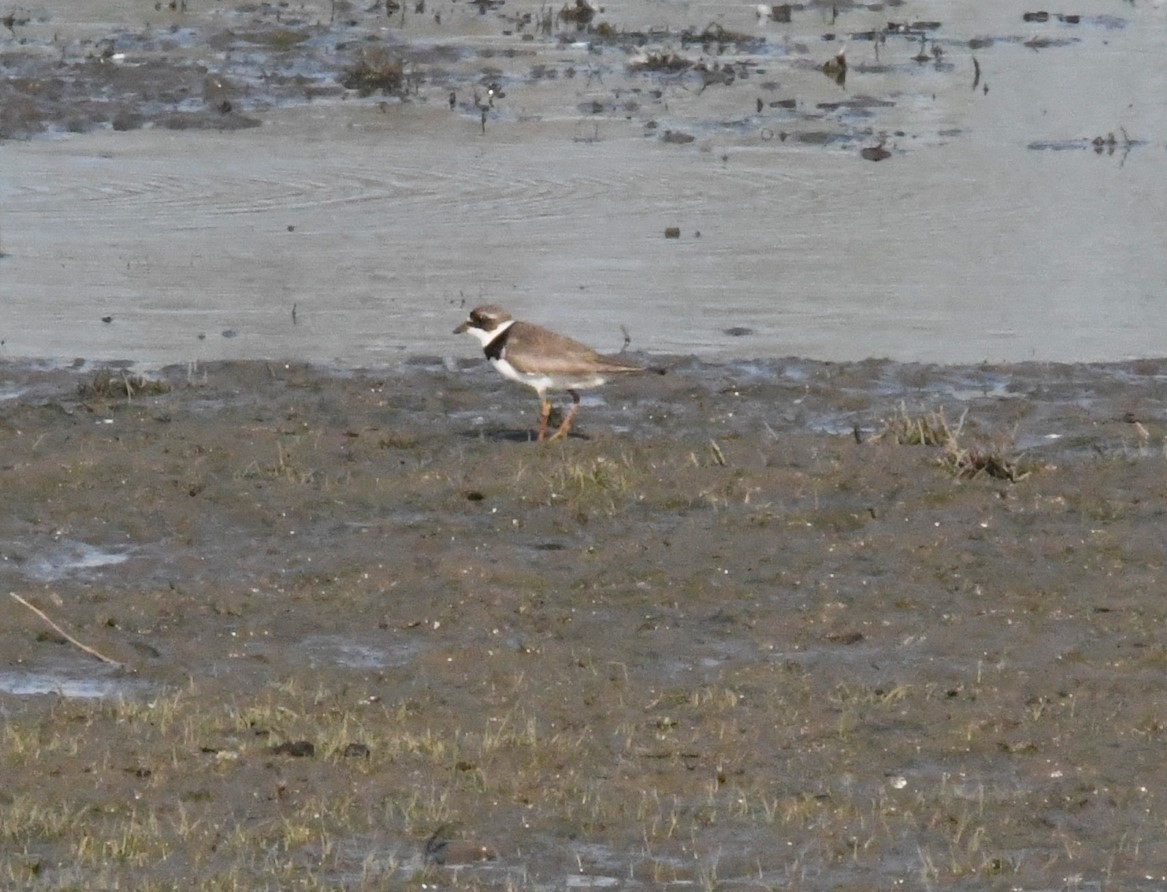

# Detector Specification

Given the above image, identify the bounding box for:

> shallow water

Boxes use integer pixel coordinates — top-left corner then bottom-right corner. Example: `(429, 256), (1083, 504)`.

(23, 539), (131, 583)
(2, 0), (1165, 367)
(0, 658), (144, 699)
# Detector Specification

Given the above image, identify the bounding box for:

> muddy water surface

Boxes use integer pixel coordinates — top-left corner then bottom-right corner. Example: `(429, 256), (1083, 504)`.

(2, 0), (1165, 365)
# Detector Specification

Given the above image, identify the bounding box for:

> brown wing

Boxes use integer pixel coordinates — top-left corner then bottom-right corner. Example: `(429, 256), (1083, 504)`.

(503, 322), (644, 375)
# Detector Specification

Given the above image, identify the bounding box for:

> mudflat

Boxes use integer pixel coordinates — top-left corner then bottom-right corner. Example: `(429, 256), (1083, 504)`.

(3, 0), (1166, 886)
(2, 357), (1166, 889)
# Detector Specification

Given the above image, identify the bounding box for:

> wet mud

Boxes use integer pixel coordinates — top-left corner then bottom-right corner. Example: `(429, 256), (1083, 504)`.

(0, 0), (1150, 159)
(3, 358), (1167, 888)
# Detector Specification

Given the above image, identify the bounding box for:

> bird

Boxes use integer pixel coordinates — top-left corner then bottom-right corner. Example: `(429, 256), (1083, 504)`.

(453, 304), (654, 441)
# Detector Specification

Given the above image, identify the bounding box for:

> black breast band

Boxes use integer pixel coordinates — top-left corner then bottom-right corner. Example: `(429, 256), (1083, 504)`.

(484, 325), (513, 361)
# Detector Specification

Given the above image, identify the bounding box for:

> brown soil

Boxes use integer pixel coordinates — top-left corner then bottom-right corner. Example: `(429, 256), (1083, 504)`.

(2, 357), (1166, 889)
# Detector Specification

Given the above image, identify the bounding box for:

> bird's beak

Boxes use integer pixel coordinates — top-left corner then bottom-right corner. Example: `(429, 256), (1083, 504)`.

(453, 321), (470, 334)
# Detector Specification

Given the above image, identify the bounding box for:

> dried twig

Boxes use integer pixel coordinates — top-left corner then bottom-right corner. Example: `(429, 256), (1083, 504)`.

(709, 439), (727, 467)
(9, 593), (125, 669)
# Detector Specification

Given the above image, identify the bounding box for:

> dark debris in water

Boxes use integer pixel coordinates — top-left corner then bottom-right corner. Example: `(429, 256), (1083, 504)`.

(1023, 34), (1078, 49)
(762, 4), (793, 24)
(340, 47), (406, 96)
(557, 0), (596, 27)
(850, 20), (942, 42)
(0, 50), (262, 138)
(1024, 12), (1086, 25)
(681, 22), (767, 53)
(794, 130), (844, 145)
(860, 144), (891, 161)
(0, 0), (1141, 161)
(1027, 129), (1140, 157)
(628, 50), (697, 73)
(820, 47), (846, 85)
(817, 96), (894, 112)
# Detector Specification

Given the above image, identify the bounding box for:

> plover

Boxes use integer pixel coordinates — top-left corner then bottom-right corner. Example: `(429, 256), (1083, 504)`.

(454, 304), (654, 441)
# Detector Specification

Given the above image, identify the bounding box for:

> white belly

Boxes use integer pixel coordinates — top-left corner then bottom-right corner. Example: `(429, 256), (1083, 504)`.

(489, 357), (604, 394)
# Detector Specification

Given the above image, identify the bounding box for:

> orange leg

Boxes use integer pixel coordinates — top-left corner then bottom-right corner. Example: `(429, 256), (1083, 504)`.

(547, 390), (580, 442)
(536, 397), (552, 442)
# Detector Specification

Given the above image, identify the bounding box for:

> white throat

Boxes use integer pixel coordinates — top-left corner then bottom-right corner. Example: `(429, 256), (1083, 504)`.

(465, 318), (515, 348)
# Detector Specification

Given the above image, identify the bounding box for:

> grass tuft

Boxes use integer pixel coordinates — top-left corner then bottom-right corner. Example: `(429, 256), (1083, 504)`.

(543, 450), (638, 514)
(79, 369), (170, 400)
(875, 403), (1031, 481)
(341, 48), (405, 96)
